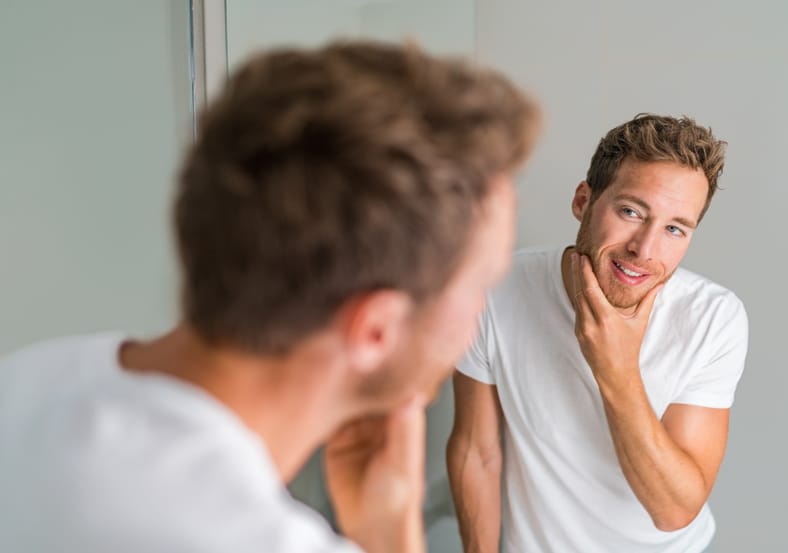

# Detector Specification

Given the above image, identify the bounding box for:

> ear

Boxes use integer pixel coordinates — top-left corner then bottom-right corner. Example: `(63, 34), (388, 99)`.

(571, 181), (592, 222)
(340, 290), (413, 375)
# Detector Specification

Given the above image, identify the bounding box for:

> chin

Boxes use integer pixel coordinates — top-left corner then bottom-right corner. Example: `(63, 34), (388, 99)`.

(597, 276), (642, 308)
(605, 280), (659, 310)
(607, 294), (642, 310)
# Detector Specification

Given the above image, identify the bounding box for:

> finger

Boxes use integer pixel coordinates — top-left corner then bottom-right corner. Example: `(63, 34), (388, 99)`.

(382, 395), (426, 478)
(570, 253), (597, 325)
(634, 283), (663, 321)
(570, 252), (581, 310)
(577, 255), (608, 320)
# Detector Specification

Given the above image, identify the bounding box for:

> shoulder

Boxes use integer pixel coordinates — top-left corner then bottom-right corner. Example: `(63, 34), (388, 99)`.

(663, 267), (746, 322)
(494, 245), (560, 294)
(0, 332), (125, 414)
(0, 332), (124, 371)
(510, 245), (559, 270)
(481, 245), (567, 334)
(655, 267), (748, 353)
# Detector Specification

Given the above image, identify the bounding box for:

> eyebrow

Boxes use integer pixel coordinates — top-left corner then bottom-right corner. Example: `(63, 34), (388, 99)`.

(614, 194), (698, 229)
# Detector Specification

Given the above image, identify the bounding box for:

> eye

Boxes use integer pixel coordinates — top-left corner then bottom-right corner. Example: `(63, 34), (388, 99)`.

(620, 206), (640, 219)
(667, 225), (685, 237)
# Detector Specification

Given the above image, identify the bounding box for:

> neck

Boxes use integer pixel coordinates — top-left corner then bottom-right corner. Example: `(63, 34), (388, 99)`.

(119, 324), (350, 481)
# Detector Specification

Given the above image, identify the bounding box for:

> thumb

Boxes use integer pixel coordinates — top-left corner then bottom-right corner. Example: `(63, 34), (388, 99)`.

(383, 395), (427, 477)
(635, 283), (663, 320)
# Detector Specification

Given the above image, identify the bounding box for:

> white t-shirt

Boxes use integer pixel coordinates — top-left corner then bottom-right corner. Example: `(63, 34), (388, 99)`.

(0, 333), (363, 553)
(457, 246), (748, 553)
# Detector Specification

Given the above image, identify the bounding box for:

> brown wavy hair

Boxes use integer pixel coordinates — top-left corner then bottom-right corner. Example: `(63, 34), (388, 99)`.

(586, 113), (726, 220)
(174, 40), (541, 353)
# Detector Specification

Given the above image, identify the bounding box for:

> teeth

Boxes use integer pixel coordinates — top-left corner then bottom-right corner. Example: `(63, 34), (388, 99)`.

(615, 261), (643, 277)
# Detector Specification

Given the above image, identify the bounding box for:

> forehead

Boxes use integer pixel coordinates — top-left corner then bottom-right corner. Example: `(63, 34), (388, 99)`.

(605, 159), (709, 222)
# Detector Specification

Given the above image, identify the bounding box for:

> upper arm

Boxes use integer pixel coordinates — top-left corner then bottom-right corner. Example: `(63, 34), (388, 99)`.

(449, 371), (503, 459)
(661, 403), (730, 495)
(660, 293), (745, 498)
(673, 294), (748, 408)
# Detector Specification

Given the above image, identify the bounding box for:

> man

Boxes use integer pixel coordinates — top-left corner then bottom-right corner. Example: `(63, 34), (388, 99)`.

(0, 42), (540, 552)
(447, 114), (748, 553)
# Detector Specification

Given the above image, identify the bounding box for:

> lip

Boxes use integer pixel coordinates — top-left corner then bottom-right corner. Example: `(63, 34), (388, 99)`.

(610, 259), (650, 286)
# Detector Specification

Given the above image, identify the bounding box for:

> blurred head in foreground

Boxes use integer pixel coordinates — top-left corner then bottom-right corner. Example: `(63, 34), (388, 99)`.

(176, 40), (541, 413)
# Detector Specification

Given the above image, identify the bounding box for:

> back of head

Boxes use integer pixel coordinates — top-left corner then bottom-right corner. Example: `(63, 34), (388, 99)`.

(586, 113), (726, 219)
(175, 40), (540, 354)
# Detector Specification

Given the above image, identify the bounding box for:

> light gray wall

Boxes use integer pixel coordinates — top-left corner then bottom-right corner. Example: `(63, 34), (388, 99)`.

(0, 0), (191, 354)
(476, 1), (787, 550)
(226, 0), (474, 71)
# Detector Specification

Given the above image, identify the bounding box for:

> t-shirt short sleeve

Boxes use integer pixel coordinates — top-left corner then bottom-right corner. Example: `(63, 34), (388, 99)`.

(456, 299), (497, 385)
(672, 295), (749, 408)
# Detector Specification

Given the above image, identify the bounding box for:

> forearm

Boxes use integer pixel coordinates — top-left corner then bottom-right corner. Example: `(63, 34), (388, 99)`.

(598, 375), (708, 531)
(446, 439), (502, 553)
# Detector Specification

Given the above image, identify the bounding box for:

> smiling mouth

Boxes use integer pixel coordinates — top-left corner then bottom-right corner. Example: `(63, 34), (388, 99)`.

(612, 260), (648, 278)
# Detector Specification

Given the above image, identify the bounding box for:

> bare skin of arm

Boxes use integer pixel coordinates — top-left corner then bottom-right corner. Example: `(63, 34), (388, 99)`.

(447, 372), (503, 553)
(572, 253), (730, 531)
(324, 396), (427, 553)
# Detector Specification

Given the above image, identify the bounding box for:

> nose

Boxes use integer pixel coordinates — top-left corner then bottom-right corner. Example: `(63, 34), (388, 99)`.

(626, 223), (659, 260)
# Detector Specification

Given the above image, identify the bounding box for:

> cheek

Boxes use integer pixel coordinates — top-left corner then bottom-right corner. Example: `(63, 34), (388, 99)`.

(428, 293), (484, 357)
(594, 214), (630, 247)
